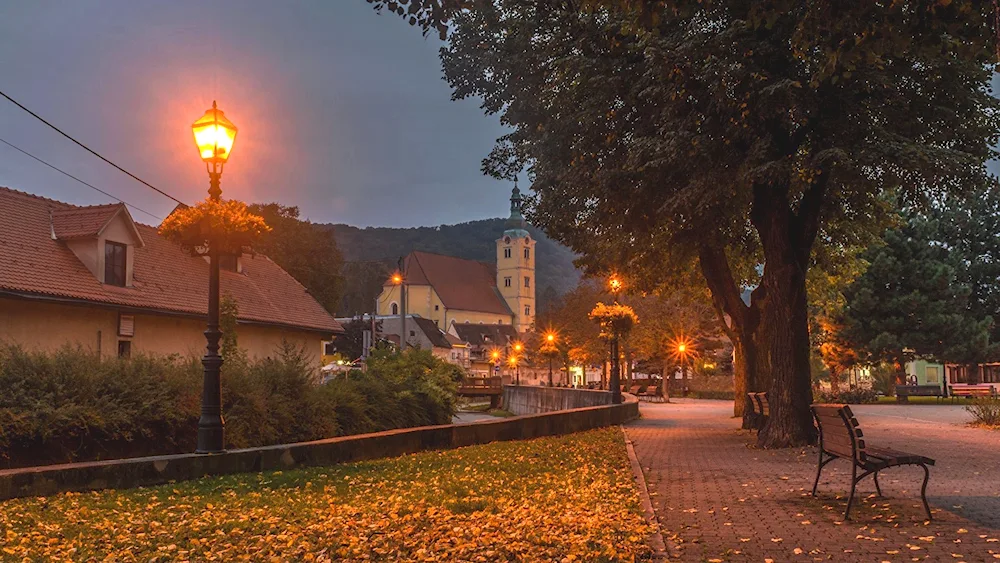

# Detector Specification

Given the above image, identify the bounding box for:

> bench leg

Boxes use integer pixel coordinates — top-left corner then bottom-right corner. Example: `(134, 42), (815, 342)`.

(873, 471), (883, 497)
(920, 464), (932, 521)
(844, 464), (859, 521)
(812, 453), (835, 497)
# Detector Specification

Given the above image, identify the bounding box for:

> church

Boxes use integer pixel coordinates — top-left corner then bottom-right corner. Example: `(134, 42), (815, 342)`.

(376, 187), (536, 335)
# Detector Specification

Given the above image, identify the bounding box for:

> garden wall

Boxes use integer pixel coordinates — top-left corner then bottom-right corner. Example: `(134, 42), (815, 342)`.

(502, 385), (613, 415)
(0, 395), (639, 501)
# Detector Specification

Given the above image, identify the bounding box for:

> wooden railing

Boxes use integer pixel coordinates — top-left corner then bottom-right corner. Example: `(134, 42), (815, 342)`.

(461, 376), (502, 389)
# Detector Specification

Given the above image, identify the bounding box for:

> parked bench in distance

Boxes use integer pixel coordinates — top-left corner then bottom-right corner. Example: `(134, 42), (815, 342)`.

(895, 384), (944, 402)
(811, 404), (934, 521)
(949, 384), (996, 401)
(747, 392), (769, 433)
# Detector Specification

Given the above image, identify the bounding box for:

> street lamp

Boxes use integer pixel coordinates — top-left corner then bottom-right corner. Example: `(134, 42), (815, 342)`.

(545, 331), (557, 386)
(490, 349), (501, 378)
(509, 354), (520, 385)
(608, 274), (624, 402)
(390, 268), (406, 351)
(192, 101), (238, 454)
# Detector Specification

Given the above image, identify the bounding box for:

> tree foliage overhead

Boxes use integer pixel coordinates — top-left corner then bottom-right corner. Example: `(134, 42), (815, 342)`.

(433, 0), (999, 447)
(248, 203), (345, 315)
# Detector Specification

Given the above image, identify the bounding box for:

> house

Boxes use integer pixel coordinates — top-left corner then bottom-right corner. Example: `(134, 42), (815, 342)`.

(377, 315), (471, 369)
(376, 187), (536, 333)
(449, 322), (520, 376)
(0, 187), (342, 363)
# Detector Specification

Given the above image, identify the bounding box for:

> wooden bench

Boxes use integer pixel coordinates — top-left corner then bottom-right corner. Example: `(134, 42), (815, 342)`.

(949, 384), (996, 400)
(811, 404), (934, 520)
(895, 384), (944, 402)
(747, 392), (768, 433)
(640, 385), (664, 402)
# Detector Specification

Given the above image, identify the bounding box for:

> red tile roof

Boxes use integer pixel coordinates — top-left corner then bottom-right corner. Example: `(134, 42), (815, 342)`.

(0, 187), (341, 334)
(51, 204), (127, 240)
(394, 251), (512, 317)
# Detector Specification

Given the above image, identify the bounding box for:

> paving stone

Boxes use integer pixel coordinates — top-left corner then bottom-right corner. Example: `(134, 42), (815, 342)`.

(625, 400), (1000, 562)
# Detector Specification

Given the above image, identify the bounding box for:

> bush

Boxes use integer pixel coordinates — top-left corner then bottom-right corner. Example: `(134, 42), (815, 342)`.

(690, 390), (734, 400)
(814, 388), (879, 404)
(0, 344), (460, 468)
(965, 397), (1000, 427)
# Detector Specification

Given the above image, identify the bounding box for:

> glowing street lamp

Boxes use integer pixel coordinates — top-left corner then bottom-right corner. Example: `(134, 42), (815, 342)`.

(192, 101), (238, 454)
(191, 101), (238, 200)
(509, 354), (520, 385)
(609, 276), (623, 294)
(544, 331), (557, 386)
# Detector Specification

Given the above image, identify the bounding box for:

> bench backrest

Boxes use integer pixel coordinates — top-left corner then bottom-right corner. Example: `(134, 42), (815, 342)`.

(757, 392), (770, 417)
(747, 393), (761, 415)
(811, 404), (865, 464)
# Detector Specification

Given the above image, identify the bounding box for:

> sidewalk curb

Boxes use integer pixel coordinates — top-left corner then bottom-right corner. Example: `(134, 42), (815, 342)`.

(622, 425), (678, 561)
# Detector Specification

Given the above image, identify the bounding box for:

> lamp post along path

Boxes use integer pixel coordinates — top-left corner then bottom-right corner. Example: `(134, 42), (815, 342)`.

(192, 101), (238, 454)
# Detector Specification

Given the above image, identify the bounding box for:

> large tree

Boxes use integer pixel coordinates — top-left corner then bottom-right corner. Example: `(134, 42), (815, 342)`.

(373, 0), (999, 446)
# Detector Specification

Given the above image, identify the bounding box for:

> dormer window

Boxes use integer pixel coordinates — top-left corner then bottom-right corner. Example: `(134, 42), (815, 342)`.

(104, 242), (127, 287)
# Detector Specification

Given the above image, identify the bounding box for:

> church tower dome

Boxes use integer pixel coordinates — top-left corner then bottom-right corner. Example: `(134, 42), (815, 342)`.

(497, 184), (536, 333)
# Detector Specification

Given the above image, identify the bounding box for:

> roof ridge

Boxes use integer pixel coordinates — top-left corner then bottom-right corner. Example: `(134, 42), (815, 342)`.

(0, 186), (73, 208)
(52, 202), (123, 212)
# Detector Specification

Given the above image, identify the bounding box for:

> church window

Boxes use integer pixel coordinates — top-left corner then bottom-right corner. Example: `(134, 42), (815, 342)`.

(524, 276), (530, 288)
(435, 305), (439, 311)
(504, 277), (511, 287)
(504, 247), (511, 258)
(391, 303), (398, 315)
(524, 248), (530, 259)
(525, 305), (530, 316)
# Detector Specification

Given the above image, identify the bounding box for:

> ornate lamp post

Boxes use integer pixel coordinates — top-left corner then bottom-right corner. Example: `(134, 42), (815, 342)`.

(490, 349), (501, 378)
(512, 342), (523, 385)
(192, 101), (238, 454)
(509, 355), (520, 385)
(609, 275), (623, 403)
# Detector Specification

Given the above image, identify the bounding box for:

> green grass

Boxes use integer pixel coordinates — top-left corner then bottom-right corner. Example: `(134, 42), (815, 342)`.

(876, 395), (949, 404)
(0, 428), (652, 562)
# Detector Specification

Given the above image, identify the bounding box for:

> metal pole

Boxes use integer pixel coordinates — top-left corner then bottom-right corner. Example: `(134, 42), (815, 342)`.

(548, 357), (553, 386)
(610, 337), (622, 404)
(398, 256), (406, 353)
(198, 164), (225, 453)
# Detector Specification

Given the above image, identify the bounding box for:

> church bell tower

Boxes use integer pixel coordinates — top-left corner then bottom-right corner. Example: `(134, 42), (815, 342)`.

(497, 186), (536, 333)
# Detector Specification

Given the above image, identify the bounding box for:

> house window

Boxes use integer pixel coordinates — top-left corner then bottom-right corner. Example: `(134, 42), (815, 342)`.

(104, 242), (127, 287)
(524, 276), (530, 288)
(391, 303), (399, 315)
(925, 366), (939, 384)
(410, 330), (415, 337)
(117, 340), (131, 358)
(435, 305), (440, 311)
(524, 248), (530, 259)
(324, 341), (336, 355)
(504, 247), (511, 258)
(525, 305), (531, 316)
(504, 277), (512, 287)
(220, 255), (238, 272)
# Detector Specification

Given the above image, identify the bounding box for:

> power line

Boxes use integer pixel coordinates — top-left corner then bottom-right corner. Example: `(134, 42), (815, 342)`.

(0, 136), (163, 221)
(0, 89), (186, 206)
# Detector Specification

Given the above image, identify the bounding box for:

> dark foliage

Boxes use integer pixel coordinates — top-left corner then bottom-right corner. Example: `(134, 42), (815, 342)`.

(0, 345), (457, 468)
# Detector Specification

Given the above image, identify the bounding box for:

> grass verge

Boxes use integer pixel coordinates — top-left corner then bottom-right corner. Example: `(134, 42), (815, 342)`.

(0, 427), (651, 562)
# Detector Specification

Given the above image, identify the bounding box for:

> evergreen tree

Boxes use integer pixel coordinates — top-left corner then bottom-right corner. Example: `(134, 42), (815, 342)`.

(843, 215), (992, 383)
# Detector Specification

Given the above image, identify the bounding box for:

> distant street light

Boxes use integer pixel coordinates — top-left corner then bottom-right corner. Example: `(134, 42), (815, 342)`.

(545, 331), (557, 386)
(490, 349), (501, 377)
(192, 101), (238, 454)
(390, 268), (406, 350)
(509, 354), (520, 385)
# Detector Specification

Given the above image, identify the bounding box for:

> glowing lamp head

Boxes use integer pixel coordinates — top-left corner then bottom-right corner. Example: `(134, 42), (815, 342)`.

(609, 276), (622, 292)
(491, 350), (500, 360)
(508, 356), (518, 366)
(391, 273), (403, 285)
(192, 101), (238, 164)
(514, 342), (523, 353)
(546, 333), (555, 343)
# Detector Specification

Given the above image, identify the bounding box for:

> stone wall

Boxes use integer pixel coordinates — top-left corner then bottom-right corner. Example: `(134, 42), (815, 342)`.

(0, 396), (639, 501)
(502, 385), (613, 415)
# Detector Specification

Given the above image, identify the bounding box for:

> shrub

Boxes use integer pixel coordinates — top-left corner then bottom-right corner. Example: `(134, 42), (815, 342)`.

(0, 344), (460, 468)
(815, 388), (879, 404)
(965, 397), (1000, 427)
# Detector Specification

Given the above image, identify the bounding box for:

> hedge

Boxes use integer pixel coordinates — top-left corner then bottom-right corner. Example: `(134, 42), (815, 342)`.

(0, 345), (460, 468)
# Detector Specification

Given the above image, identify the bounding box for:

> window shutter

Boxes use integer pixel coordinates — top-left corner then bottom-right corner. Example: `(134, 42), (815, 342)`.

(118, 314), (135, 337)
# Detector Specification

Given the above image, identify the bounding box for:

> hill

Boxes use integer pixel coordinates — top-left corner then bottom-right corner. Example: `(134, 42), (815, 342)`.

(328, 219), (581, 316)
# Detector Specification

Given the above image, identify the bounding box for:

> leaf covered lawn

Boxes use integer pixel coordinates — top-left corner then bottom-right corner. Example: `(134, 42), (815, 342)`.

(0, 427), (652, 561)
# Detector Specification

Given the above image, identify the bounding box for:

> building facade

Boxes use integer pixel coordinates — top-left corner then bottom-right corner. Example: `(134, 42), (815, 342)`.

(376, 187), (536, 333)
(0, 187), (341, 363)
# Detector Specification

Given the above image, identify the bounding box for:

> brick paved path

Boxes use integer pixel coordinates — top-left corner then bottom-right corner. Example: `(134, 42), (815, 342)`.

(625, 400), (1000, 562)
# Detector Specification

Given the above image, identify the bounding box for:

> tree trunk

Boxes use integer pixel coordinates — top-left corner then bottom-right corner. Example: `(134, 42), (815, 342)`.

(754, 184), (819, 449)
(829, 369), (841, 393)
(661, 359), (671, 402)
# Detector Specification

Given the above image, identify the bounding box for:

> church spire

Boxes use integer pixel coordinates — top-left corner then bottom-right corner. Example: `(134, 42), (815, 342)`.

(505, 182), (527, 234)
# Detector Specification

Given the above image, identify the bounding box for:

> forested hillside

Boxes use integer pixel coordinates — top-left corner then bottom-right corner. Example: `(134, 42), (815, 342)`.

(328, 219), (581, 316)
